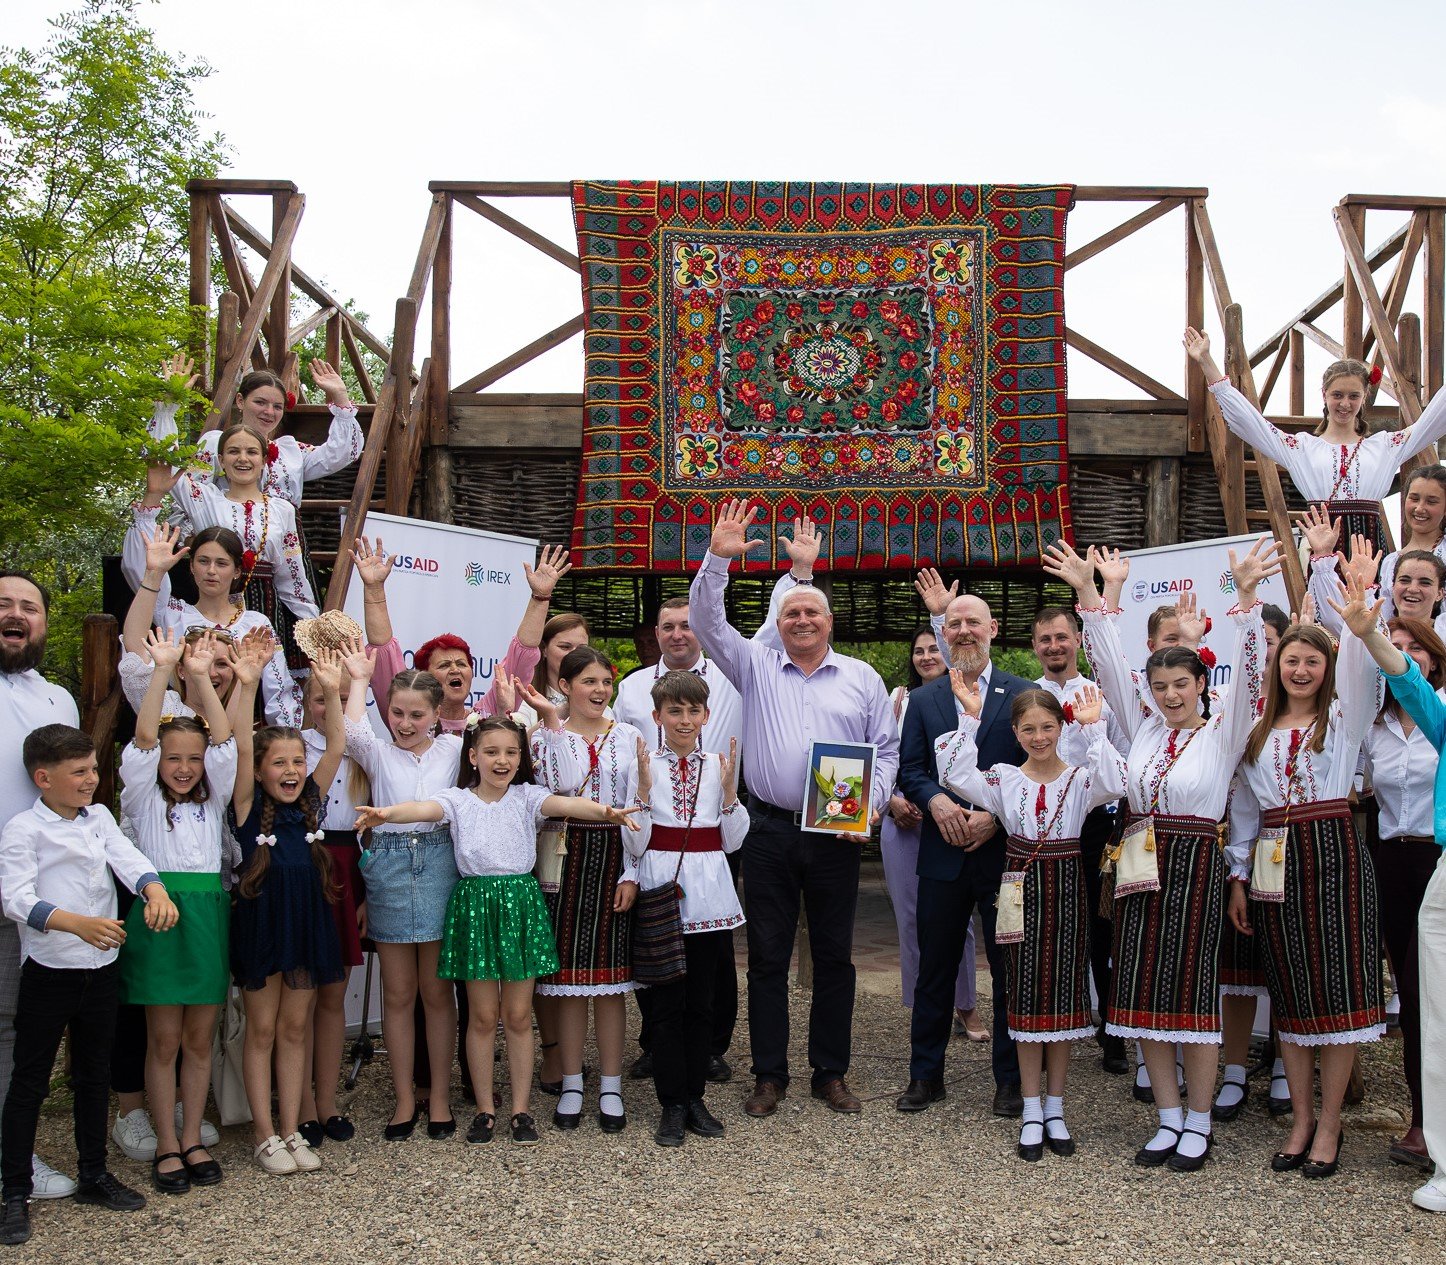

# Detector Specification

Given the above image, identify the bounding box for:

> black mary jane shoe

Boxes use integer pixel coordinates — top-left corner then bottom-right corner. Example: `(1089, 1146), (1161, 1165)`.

(383, 1108), (420, 1142)
(1017, 1126), (1044, 1162)
(1043, 1119), (1076, 1158)
(323, 1115), (355, 1143)
(1301, 1130), (1344, 1180)
(598, 1091), (627, 1134)
(180, 1144), (222, 1187)
(1212, 1082), (1248, 1123)
(1271, 1126), (1317, 1173)
(552, 1107), (581, 1132)
(426, 1111), (457, 1141)
(510, 1113), (540, 1145)
(1133, 1126), (1180, 1167)
(466, 1112), (496, 1144)
(296, 1119), (324, 1149)
(150, 1152), (191, 1196)
(1166, 1128), (1213, 1172)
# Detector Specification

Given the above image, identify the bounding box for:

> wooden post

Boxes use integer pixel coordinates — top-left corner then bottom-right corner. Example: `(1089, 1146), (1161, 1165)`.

(268, 191), (292, 373)
(1427, 209), (1445, 398)
(1185, 199), (1206, 452)
(325, 312), (341, 369)
(187, 193), (211, 395)
(1144, 458), (1180, 547)
(1289, 328), (1305, 416)
(1400, 313), (1428, 461)
(80, 615), (121, 810)
(1342, 203), (1366, 359)
(430, 199), (452, 446)
(213, 291), (240, 396)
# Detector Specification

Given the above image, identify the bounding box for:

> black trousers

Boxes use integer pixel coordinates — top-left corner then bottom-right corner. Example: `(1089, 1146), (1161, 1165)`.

(650, 930), (729, 1108)
(1078, 805), (1118, 1028)
(744, 803), (861, 1091)
(2, 960), (120, 1199)
(1375, 837), (1439, 1129)
(639, 849), (741, 1058)
(910, 855), (1019, 1086)
(108, 883), (146, 1096)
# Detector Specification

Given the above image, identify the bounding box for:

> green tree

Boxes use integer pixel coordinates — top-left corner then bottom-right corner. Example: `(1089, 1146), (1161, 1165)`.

(0, 0), (225, 689)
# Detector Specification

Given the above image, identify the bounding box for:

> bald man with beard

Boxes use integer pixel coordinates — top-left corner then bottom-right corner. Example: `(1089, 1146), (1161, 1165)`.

(896, 591), (1030, 1116)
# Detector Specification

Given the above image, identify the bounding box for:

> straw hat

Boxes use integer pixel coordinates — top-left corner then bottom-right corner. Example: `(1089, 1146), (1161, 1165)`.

(292, 610), (365, 663)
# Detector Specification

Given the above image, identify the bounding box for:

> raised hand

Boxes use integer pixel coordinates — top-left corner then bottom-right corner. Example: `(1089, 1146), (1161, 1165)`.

(518, 679), (561, 729)
(1228, 536), (1283, 606)
(143, 461), (182, 507)
(1182, 327), (1212, 364)
(949, 668), (982, 718)
(913, 567), (958, 616)
(1174, 590), (1209, 646)
(1293, 592), (1317, 627)
(635, 736), (653, 802)
(309, 359), (350, 405)
(351, 535), (394, 588)
(493, 669), (518, 716)
(160, 353), (198, 393)
(339, 636), (375, 683)
(230, 627), (277, 686)
(180, 629), (218, 679)
(1300, 503), (1340, 558)
(779, 515), (822, 575)
(1090, 545), (1129, 589)
(1070, 682), (1103, 726)
(524, 544), (571, 601)
(143, 521), (190, 575)
(1326, 569), (1386, 640)
(709, 498), (767, 560)
(1041, 540), (1095, 593)
(144, 626), (184, 674)
(310, 647), (345, 695)
(1337, 532), (1382, 590)
(719, 737), (739, 802)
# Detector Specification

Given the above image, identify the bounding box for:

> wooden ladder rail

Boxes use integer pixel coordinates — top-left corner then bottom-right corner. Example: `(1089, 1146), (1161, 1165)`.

(1190, 202), (1306, 612)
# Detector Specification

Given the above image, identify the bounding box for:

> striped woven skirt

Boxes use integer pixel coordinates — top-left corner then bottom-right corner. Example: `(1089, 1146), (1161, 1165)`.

(536, 821), (635, 997)
(1106, 813), (1226, 1044)
(1255, 799), (1385, 1045)
(1328, 499), (1386, 556)
(1219, 917), (1266, 997)
(1003, 836), (1093, 1043)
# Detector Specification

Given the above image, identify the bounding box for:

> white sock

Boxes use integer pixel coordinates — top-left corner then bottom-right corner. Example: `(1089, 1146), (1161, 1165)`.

(1020, 1095), (1043, 1146)
(1144, 1105), (1183, 1153)
(1044, 1095), (1070, 1140)
(599, 1073), (625, 1118)
(558, 1073), (583, 1117)
(1176, 1108), (1213, 1159)
(1134, 1045), (1151, 1089)
(1215, 1064), (1247, 1109)
(1270, 1057), (1289, 1099)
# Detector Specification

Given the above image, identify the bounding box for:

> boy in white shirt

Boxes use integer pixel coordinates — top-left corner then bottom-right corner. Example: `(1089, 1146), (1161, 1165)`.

(0, 725), (177, 1246)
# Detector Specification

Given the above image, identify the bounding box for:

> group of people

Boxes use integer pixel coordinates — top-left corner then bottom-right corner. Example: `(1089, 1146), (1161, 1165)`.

(0, 339), (1441, 1246)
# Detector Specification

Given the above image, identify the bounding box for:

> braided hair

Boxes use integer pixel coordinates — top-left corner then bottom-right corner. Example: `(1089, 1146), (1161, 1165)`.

(1144, 646), (1213, 722)
(238, 728), (337, 902)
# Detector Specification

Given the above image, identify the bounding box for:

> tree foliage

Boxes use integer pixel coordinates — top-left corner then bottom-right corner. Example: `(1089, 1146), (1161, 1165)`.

(0, 0), (225, 689)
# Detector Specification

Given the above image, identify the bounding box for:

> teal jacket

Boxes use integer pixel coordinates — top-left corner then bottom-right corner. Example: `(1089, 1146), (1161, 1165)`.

(1383, 657), (1446, 850)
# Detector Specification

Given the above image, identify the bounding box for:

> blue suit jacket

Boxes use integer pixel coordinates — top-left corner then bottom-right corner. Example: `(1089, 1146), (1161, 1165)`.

(897, 669), (1031, 883)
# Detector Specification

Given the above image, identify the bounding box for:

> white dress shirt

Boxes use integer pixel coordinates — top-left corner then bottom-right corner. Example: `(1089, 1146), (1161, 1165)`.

(119, 738), (237, 874)
(343, 720), (462, 833)
(0, 800), (161, 968)
(304, 728), (364, 832)
(1363, 698), (1445, 840)
(612, 655), (743, 758)
(1035, 673), (1131, 763)
(433, 783), (553, 877)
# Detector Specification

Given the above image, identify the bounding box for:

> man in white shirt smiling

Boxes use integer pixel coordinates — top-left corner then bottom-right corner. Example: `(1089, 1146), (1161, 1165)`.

(0, 573), (84, 1201)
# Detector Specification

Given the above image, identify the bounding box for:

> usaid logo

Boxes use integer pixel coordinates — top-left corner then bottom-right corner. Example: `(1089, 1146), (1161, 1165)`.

(392, 554), (440, 575)
(1132, 577), (1193, 603)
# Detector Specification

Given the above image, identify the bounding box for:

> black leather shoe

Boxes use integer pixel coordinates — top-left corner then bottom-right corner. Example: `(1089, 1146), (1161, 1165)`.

(896, 1078), (945, 1112)
(0, 1197), (29, 1246)
(1166, 1128), (1213, 1172)
(551, 1107), (580, 1131)
(1101, 1035), (1130, 1076)
(705, 1054), (733, 1084)
(654, 1104), (686, 1147)
(598, 1091), (627, 1133)
(384, 1108), (420, 1141)
(629, 1051), (654, 1079)
(1018, 1133), (1044, 1162)
(74, 1172), (145, 1211)
(1271, 1126), (1316, 1172)
(992, 1083), (1024, 1118)
(685, 1099), (725, 1138)
(1044, 1120), (1076, 1157)
(466, 1112), (496, 1144)
(323, 1115), (355, 1142)
(179, 1145), (222, 1187)
(150, 1152), (190, 1196)
(426, 1112), (456, 1141)
(1134, 1126), (1180, 1167)
(1301, 1130), (1344, 1180)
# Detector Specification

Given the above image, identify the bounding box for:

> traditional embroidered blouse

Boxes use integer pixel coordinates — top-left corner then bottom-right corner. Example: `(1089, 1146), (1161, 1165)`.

(1033, 673), (1131, 764)
(530, 721), (643, 883)
(118, 651), (192, 723)
(118, 737), (237, 874)
(1308, 555), (1446, 645)
(934, 715), (1126, 839)
(343, 719), (462, 834)
(1080, 604), (1265, 824)
(432, 783), (554, 878)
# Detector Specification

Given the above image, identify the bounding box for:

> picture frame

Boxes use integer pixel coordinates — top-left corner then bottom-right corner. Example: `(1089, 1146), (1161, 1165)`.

(801, 740), (877, 836)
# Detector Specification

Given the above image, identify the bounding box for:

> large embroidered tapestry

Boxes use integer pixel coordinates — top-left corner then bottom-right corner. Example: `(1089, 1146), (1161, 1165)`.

(570, 181), (1074, 571)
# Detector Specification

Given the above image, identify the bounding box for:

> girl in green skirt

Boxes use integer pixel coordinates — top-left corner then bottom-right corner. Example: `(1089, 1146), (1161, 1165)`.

(355, 712), (641, 1146)
(118, 628), (235, 1194)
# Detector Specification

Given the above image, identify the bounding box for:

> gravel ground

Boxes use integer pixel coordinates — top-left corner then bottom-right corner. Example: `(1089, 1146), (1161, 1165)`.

(19, 973), (1446, 1265)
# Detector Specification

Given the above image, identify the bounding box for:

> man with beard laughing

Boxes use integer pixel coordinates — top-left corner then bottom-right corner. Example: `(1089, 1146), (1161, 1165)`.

(0, 573), (82, 1198)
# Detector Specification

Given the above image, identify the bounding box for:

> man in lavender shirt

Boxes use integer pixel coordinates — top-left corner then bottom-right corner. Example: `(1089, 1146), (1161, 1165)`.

(689, 500), (898, 1118)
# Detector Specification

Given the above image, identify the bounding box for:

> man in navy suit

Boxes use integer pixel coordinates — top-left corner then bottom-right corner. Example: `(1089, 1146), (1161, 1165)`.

(895, 592), (1030, 1115)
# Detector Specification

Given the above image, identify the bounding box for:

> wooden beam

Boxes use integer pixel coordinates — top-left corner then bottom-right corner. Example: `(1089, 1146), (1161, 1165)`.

(452, 192), (582, 274)
(1073, 186), (1210, 201)
(341, 320), (376, 404)
(288, 304), (337, 348)
(325, 312), (341, 367)
(1257, 334), (1290, 410)
(187, 193), (211, 394)
(1362, 211), (1425, 366)
(1341, 202), (1366, 360)
(429, 180), (571, 196)
(1144, 457), (1181, 547)
(1335, 206), (1421, 422)
(1427, 209), (1445, 397)
(1297, 321), (1346, 360)
(213, 290), (240, 395)
(1065, 327), (1183, 402)
(429, 200), (452, 446)
(186, 178), (297, 194)
(204, 193), (304, 431)
(80, 614), (122, 809)
(1289, 328), (1305, 416)
(268, 191), (292, 372)
(1202, 391), (1247, 535)
(1340, 193), (1446, 211)
(404, 194), (448, 308)
(1190, 201), (1234, 325)
(1186, 199), (1206, 451)
(451, 315), (586, 394)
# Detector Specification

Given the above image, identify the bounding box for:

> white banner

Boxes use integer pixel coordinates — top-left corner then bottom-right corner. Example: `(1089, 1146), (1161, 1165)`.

(1119, 531), (1293, 688)
(341, 511), (540, 729)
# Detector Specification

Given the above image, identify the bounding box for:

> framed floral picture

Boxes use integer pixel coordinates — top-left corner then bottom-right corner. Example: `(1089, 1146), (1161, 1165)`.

(801, 741), (877, 837)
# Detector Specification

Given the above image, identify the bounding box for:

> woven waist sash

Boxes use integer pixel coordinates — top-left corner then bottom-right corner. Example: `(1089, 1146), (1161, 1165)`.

(1006, 835), (1081, 862)
(1326, 499), (1381, 519)
(1122, 811), (1219, 842)
(1261, 798), (1352, 830)
(650, 824), (723, 853)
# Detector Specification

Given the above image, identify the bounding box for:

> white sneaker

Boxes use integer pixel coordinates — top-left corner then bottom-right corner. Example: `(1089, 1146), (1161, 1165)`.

(1413, 1174), (1446, 1213)
(175, 1103), (220, 1148)
(283, 1132), (322, 1172)
(253, 1134), (298, 1176)
(30, 1156), (77, 1200)
(112, 1107), (157, 1161)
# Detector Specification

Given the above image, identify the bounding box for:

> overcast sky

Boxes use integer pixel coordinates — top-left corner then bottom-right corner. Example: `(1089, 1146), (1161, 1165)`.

(6, 0), (1446, 402)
